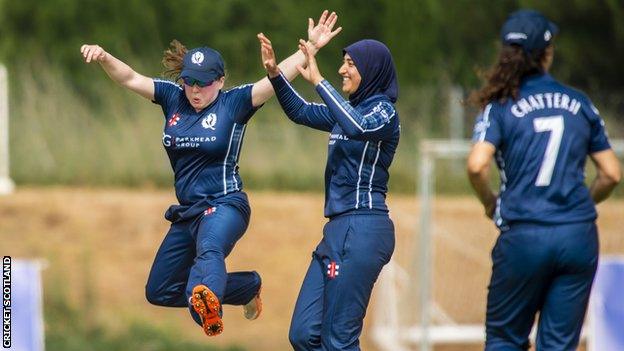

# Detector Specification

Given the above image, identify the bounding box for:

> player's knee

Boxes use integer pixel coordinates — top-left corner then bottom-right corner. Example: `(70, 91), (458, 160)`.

(145, 284), (175, 306)
(196, 241), (226, 258)
(288, 324), (314, 350)
(145, 286), (163, 306)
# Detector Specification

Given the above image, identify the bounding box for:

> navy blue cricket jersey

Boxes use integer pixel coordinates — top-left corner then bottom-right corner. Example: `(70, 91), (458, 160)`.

(270, 73), (400, 218)
(472, 73), (611, 227)
(153, 79), (259, 222)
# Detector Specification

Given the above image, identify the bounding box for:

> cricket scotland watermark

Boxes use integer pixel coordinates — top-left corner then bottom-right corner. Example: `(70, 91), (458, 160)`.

(2, 256), (10, 348)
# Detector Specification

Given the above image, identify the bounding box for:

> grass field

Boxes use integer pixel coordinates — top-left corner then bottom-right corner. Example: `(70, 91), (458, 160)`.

(1, 188), (622, 350)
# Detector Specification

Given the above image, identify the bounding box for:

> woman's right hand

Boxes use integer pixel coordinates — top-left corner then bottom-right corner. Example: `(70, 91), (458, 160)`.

(296, 40), (324, 86)
(257, 33), (280, 78)
(80, 44), (108, 63)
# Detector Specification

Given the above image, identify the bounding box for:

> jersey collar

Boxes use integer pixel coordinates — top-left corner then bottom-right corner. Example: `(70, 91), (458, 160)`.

(522, 73), (555, 88)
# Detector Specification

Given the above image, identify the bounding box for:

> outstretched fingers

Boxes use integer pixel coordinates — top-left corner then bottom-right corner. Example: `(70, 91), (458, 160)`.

(326, 12), (337, 30)
(317, 9), (329, 26)
(330, 26), (343, 38)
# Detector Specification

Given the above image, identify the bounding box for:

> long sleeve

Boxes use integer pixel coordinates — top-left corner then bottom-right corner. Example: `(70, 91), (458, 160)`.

(269, 73), (335, 132)
(315, 80), (397, 141)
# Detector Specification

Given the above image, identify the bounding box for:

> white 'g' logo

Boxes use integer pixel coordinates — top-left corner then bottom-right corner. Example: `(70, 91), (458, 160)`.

(191, 52), (204, 65)
(544, 30), (552, 41)
(202, 113), (217, 130)
(162, 133), (172, 147)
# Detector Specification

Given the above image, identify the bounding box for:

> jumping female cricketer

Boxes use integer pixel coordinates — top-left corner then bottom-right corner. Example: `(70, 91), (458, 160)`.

(467, 9), (621, 350)
(80, 10), (341, 337)
(259, 34), (400, 350)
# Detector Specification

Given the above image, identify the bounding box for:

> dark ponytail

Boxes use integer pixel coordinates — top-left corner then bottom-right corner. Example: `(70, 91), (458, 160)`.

(468, 45), (547, 109)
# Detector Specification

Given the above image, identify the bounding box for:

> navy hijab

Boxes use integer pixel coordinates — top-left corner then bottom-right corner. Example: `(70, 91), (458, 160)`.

(343, 39), (398, 106)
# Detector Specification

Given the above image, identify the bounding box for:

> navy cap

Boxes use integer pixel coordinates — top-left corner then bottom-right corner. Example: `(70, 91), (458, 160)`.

(178, 47), (224, 83)
(501, 9), (559, 52)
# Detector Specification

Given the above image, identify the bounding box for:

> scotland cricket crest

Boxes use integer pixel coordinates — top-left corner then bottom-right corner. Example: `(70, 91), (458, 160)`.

(191, 52), (204, 65)
(202, 113), (217, 130)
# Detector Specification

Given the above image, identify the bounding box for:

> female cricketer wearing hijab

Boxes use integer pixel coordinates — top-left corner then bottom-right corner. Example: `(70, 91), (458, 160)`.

(259, 35), (400, 351)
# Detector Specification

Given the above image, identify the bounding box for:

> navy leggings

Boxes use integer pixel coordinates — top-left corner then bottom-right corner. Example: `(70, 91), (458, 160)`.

(145, 204), (261, 326)
(485, 221), (598, 350)
(289, 213), (395, 351)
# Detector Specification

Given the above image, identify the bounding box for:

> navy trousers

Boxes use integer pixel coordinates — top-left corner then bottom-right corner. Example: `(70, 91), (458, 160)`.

(145, 204), (261, 326)
(485, 221), (598, 351)
(289, 213), (395, 351)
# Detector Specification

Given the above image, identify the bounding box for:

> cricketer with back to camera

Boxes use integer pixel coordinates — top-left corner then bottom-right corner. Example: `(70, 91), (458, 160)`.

(467, 9), (621, 351)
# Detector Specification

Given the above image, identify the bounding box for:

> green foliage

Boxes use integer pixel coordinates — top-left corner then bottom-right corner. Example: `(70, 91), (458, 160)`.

(2, 0), (624, 91)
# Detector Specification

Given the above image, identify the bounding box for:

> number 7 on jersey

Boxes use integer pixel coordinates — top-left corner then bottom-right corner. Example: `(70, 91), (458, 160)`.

(533, 115), (564, 187)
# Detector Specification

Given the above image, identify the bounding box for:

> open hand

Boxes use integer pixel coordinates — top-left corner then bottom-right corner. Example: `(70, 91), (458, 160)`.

(257, 33), (280, 78)
(80, 44), (108, 63)
(296, 40), (324, 85)
(307, 10), (342, 52)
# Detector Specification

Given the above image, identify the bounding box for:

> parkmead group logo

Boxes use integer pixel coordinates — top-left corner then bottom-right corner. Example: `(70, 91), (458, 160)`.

(191, 52), (204, 65)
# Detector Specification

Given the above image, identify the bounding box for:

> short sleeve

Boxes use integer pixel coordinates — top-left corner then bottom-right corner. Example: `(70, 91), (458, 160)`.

(583, 100), (611, 153)
(223, 84), (259, 124)
(472, 103), (503, 148)
(153, 78), (183, 111)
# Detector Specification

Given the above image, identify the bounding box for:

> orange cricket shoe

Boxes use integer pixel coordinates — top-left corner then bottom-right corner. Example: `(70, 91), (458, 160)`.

(243, 285), (262, 320)
(191, 285), (223, 336)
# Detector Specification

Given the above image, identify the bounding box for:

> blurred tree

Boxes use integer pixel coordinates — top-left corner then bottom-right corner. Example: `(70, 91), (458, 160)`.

(0, 0), (622, 98)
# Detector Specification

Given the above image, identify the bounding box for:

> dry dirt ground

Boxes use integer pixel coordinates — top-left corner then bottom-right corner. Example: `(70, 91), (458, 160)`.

(1, 188), (622, 350)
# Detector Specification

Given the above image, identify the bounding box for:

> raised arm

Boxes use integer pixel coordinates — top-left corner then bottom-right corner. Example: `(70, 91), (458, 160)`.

(268, 72), (335, 132)
(295, 41), (397, 140)
(259, 32), (334, 131)
(80, 44), (154, 100)
(250, 10), (341, 107)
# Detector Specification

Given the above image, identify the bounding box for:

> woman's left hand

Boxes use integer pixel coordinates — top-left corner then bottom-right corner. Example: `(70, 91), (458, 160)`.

(296, 40), (324, 85)
(307, 10), (342, 52)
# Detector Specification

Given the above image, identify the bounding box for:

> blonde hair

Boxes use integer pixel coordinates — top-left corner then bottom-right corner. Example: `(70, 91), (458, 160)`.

(161, 39), (187, 79)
